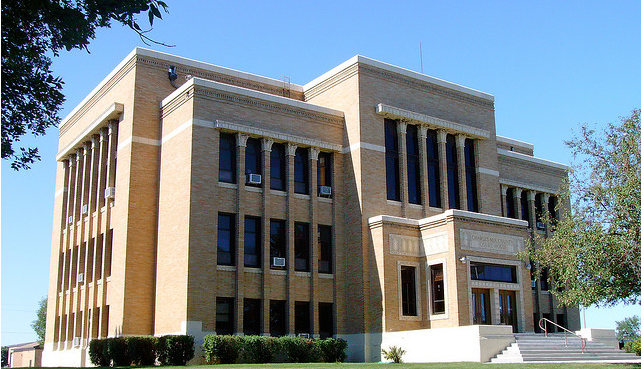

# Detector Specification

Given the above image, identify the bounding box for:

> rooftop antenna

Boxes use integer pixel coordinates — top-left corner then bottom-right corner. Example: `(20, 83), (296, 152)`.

(419, 42), (424, 74)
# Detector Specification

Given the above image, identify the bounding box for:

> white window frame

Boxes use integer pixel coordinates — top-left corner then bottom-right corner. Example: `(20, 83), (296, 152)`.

(397, 260), (422, 321)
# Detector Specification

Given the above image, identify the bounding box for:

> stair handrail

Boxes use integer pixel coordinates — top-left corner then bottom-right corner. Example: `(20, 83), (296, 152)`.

(538, 317), (587, 353)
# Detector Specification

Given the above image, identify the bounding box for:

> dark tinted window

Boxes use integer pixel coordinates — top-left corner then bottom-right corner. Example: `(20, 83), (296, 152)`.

(385, 119), (400, 201)
(294, 148), (309, 194)
(318, 152), (332, 188)
(270, 143), (286, 191)
(471, 263), (517, 283)
(521, 190), (529, 221)
(426, 130), (441, 208)
(243, 298), (261, 335)
(406, 125), (421, 204)
(506, 187), (516, 218)
(464, 139), (478, 212)
(216, 297), (234, 335)
(269, 300), (286, 336)
(431, 264), (445, 314)
(318, 225), (332, 274)
(401, 266), (417, 316)
(270, 219), (286, 268)
(319, 303), (334, 339)
(244, 217), (261, 268)
(294, 301), (310, 334)
(218, 213), (235, 266)
(245, 138), (261, 175)
(294, 222), (309, 272)
(219, 133), (236, 183)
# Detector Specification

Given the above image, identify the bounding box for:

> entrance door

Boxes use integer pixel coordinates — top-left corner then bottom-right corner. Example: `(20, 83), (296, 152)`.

(471, 288), (491, 325)
(499, 290), (518, 332)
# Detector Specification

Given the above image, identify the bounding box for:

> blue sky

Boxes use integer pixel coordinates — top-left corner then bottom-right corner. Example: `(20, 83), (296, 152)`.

(1, 1), (640, 345)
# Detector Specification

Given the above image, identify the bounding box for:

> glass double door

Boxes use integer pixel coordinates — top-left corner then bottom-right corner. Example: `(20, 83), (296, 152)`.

(472, 289), (518, 332)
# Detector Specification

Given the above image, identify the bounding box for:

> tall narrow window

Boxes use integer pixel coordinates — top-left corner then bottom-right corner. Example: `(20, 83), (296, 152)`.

(216, 297), (234, 335)
(318, 225), (333, 274)
(385, 119), (400, 201)
(535, 194), (544, 222)
(243, 298), (261, 335)
(548, 196), (558, 221)
(244, 216), (261, 268)
(294, 301), (310, 334)
(406, 125), (421, 204)
(319, 302), (334, 339)
(269, 300), (286, 336)
(294, 147), (309, 194)
(318, 152), (332, 190)
(446, 134), (460, 209)
(219, 133), (236, 183)
(464, 139), (478, 212)
(426, 129), (441, 208)
(520, 190), (529, 221)
(430, 264), (445, 315)
(270, 219), (286, 269)
(218, 213), (235, 266)
(400, 266), (417, 316)
(506, 188), (516, 218)
(294, 222), (310, 272)
(245, 138), (261, 176)
(270, 143), (286, 191)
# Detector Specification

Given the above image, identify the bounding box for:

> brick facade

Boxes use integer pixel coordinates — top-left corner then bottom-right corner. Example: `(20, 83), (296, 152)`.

(43, 48), (579, 366)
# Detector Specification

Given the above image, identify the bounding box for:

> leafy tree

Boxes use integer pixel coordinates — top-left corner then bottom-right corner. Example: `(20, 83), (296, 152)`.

(2, 346), (8, 367)
(524, 109), (640, 307)
(616, 315), (641, 342)
(31, 296), (48, 343)
(1, 0), (169, 170)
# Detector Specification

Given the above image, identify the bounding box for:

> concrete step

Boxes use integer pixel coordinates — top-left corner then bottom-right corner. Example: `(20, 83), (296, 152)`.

(489, 333), (641, 364)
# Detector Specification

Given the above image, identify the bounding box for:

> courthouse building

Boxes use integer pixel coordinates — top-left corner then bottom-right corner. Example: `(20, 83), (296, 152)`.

(43, 48), (579, 365)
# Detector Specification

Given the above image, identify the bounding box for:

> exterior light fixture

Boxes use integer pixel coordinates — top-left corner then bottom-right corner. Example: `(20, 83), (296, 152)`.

(459, 256), (467, 263)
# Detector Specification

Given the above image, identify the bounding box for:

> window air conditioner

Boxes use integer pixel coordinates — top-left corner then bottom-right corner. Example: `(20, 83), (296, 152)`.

(297, 333), (310, 338)
(78, 273), (85, 284)
(72, 337), (81, 347)
(531, 280), (536, 288)
(536, 222), (545, 230)
(246, 173), (262, 185)
(272, 257), (286, 267)
(319, 185), (332, 197)
(105, 187), (116, 199)
(81, 204), (88, 215)
(68, 216), (74, 224)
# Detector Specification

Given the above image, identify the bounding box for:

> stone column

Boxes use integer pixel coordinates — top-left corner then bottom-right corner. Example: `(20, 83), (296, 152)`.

(397, 121), (408, 216)
(513, 188), (522, 220)
(309, 147), (320, 337)
(261, 138), (273, 335)
(235, 133), (248, 334)
(418, 126), (429, 216)
(437, 130), (448, 211)
(456, 134), (467, 211)
(286, 142), (297, 335)
(528, 190), (537, 231)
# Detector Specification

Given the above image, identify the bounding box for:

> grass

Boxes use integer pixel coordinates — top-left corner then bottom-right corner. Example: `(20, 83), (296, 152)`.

(73, 363), (639, 369)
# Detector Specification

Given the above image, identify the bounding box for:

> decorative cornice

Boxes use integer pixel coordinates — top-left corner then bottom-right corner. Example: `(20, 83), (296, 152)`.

(376, 104), (490, 139)
(304, 63), (360, 101)
(497, 148), (568, 171)
(215, 120), (342, 152)
(498, 178), (559, 196)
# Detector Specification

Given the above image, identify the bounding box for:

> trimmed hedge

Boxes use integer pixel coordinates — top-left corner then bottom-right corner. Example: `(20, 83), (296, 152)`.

(88, 335), (194, 366)
(202, 335), (347, 364)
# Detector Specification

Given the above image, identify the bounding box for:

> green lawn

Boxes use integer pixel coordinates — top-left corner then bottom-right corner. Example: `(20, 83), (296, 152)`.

(97, 363), (640, 369)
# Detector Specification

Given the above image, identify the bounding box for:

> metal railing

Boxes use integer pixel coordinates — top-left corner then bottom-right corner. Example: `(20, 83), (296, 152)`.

(538, 317), (587, 353)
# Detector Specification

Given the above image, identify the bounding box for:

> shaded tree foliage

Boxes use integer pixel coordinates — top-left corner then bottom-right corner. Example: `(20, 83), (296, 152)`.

(524, 109), (640, 307)
(1, 0), (169, 170)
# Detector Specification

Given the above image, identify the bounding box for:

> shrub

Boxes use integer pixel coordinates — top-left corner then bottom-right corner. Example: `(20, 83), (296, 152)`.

(88, 339), (110, 367)
(105, 337), (131, 366)
(242, 335), (278, 363)
(317, 338), (347, 363)
(382, 345), (406, 363)
(279, 336), (319, 363)
(156, 335), (194, 366)
(625, 338), (641, 356)
(126, 336), (157, 366)
(202, 335), (241, 364)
